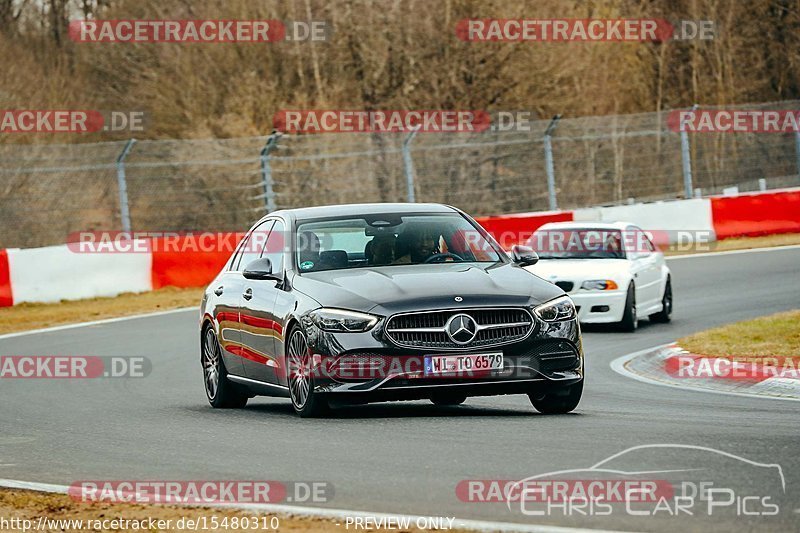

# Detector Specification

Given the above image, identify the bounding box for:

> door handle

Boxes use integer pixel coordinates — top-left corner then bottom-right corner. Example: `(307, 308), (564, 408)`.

(242, 288), (253, 301)
(214, 286), (224, 296)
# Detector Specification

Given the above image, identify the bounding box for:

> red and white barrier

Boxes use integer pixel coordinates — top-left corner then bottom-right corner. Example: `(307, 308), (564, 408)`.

(711, 189), (800, 239)
(479, 188), (800, 248)
(149, 233), (244, 290)
(0, 188), (798, 307)
(0, 250), (12, 307)
(0, 235), (241, 307)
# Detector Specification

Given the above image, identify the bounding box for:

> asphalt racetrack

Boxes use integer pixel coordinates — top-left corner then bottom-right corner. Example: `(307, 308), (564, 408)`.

(2, 247), (799, 532)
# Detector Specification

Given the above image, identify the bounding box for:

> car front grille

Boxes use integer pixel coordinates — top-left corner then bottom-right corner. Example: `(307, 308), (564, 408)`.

(385, 308), (534, 350)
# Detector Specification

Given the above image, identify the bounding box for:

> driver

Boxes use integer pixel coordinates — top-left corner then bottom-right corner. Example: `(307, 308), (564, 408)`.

(604, 232), (622, 255)
(393, 225), (437, 264)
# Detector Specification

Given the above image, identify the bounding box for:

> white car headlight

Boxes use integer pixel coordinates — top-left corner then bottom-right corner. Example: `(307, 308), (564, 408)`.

(580, 279), (619, 291)
(309, 308), (380, 332)
(533, 295), (576, 322)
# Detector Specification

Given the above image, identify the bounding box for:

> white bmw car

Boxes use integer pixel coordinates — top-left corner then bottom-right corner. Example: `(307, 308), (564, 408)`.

(523, 221), (672, 331)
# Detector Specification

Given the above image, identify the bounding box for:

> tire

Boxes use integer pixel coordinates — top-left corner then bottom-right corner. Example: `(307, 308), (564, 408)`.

(431, 395), (467, 406)
(617, 282), (638, 332)
(649, 278), (672, 323)
(202, 326), (249, 408)
(529, 381), (583, 414)
(286, 326), (330, 418)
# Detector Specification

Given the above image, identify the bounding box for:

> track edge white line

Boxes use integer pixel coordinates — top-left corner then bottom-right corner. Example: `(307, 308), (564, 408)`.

(665, 243), (800, 261)
(0, 307), (196, 340)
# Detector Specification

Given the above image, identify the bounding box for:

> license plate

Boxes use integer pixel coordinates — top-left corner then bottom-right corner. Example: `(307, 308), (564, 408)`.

(424, 353), (504, 375)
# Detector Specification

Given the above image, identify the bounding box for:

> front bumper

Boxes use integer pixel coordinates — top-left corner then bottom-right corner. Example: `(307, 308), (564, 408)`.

(569, 289), (627, 324)
(301, 314), (584, 400)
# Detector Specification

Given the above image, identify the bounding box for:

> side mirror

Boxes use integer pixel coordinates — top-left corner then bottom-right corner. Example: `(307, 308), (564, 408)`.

(511, 245), (539, 266)
(243, 257), (281, 281)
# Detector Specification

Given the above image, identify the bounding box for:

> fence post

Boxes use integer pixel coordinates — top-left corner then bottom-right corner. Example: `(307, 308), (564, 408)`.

(680, 104), (698, 199)
(543, 115), (561, 211)
(260, 134), (280, 213)
(115, 138), (136, 233)
(403, 127), (420, 203)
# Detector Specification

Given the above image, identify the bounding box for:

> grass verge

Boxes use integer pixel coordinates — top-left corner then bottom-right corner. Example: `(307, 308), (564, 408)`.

(678, 310), (800, 360)
(0, 287), (203, 335)
(0, 488), (463, 533)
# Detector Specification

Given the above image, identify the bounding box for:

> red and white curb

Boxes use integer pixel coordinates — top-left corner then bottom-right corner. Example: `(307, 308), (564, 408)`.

(611, 344), (800, 402)
(0, 479), (623, 533)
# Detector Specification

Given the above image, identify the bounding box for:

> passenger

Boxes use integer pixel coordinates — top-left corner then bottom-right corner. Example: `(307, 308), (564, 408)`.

(369, 234), (396, 265)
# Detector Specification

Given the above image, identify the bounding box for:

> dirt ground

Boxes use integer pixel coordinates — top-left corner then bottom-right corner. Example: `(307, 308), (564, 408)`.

(0, 488), (467, 532)
(0, 287), (203, 335)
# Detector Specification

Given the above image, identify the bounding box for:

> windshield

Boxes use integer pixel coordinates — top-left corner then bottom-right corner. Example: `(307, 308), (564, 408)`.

(295, 213), (502, 272)
(527, 228), (626, 260)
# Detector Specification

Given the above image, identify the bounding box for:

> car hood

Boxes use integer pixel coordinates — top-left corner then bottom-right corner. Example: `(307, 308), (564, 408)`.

(291, 262), (563, 315)
(525, 259), (632, 283)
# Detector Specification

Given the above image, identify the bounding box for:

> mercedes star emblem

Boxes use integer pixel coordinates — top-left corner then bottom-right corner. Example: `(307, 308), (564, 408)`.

(445, 313), (478, 345)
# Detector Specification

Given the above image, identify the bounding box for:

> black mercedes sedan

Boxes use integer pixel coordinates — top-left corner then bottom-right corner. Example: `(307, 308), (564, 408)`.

(200, 203), (583, 417)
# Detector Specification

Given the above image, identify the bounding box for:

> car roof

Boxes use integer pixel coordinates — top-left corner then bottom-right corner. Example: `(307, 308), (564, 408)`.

(269, 202), (458, 222)
(536, 221), (640, 231)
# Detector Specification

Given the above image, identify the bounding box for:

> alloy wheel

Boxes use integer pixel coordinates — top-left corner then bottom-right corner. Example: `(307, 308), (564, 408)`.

(664, 284), (673, 315)
(203, 328), (221, 401)
(288, 330), (311, 409)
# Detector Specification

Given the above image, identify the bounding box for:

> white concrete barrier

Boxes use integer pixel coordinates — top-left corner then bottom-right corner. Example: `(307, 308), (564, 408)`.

(573, 198), (716, 244)
(6, 244), (152, 304)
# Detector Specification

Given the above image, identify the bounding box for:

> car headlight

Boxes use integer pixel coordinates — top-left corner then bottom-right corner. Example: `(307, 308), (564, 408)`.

(309, 308), (380, 332)
(580, 279), (619, 290)
(534, 295), (576, 322)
